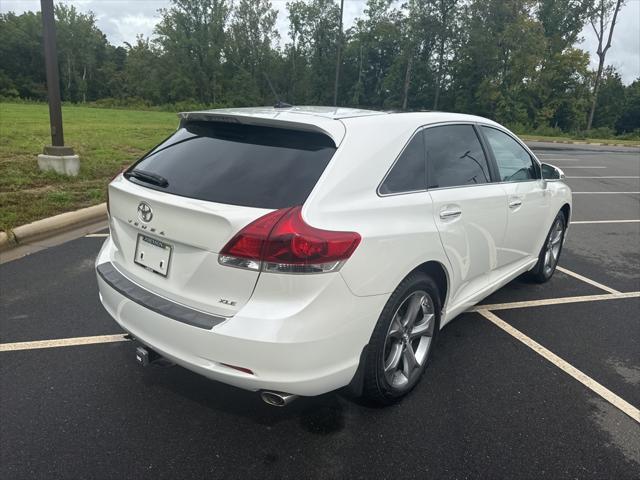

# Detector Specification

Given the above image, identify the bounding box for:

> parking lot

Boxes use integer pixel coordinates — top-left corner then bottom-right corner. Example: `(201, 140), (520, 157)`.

(1, 142), (638, 479)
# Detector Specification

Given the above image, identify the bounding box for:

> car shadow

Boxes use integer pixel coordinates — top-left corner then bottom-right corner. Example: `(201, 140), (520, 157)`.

(139, 357), (350, 435)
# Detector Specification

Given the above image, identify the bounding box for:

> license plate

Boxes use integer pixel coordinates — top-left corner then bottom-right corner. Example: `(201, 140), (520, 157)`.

(134, 234), (172, 277)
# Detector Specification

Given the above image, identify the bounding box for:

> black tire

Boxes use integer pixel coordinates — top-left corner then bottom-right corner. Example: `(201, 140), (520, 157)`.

(528, 211), (566, 283)
(362, 271), (441, 405)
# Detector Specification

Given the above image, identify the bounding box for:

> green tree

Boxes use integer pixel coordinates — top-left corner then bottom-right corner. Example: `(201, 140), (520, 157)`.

(344, 0), (404, 108)
(616, 79), (640, 134)
(0, 11), (45, 99)
(286, 0), (341, 105)
(225, 0), (279, 105)
(55, 4), (110, 102)
(592, 67), (625, 129)
(123, 36), (163, 104)
(533, 0), (593, 129)
(452, 0), (546, 125)
(155, 0), (231, 104)
(431, 0), (462, 109)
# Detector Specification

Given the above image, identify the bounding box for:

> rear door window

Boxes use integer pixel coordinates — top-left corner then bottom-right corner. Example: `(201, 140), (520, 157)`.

(126, 121), (336, 209)
(425, 125), (492, 188)
(481, 126), (539, 182)
(378, 132), (426, 195)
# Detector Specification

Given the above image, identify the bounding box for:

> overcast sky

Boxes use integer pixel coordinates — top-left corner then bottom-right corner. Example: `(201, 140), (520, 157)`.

(2, 0), (638, 84)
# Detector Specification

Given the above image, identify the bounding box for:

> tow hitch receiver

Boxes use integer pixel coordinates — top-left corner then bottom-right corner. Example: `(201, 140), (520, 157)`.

(135, 345), (160, 367)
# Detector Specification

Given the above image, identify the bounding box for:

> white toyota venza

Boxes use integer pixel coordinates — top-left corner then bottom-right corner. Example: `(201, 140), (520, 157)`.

(96, 106), (572, 406)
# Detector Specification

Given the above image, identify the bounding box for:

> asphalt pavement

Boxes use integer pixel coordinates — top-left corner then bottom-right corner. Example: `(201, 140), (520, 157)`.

(1, 142), (639, 479)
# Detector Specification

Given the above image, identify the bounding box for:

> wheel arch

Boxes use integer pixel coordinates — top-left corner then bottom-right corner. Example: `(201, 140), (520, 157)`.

(409, 260), (449, 314)
(560, 203), (571, 224)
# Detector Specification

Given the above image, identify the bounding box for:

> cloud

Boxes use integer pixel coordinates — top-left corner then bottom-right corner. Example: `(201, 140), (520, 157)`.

(104, 14), (162, 45)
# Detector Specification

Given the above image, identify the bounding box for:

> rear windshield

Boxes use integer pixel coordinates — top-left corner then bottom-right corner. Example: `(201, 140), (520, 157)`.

(126, 121), (336, 209)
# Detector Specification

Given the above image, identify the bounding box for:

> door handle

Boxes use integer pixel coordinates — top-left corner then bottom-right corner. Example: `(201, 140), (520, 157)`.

(439, 208), (462, 219)
(508, 198), (523, 209)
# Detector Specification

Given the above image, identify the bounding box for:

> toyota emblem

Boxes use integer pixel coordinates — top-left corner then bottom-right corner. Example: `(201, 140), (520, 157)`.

(137, 202), (153, 223)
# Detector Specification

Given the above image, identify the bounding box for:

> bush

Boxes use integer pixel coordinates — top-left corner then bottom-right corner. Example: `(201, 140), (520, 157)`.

(86, 98), (229, 113)
(528, 125), (568, 137)
(0, 96), (41, 104)
(505, 122), (530, 135)
(616, 129), (640, 140)
(90, 97), (152, 110)
(586, 127), (615, 139)
(167, 100), (211, 112)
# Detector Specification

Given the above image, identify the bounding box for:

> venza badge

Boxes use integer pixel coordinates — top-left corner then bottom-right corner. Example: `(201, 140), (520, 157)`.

(137, 202), (153, 223)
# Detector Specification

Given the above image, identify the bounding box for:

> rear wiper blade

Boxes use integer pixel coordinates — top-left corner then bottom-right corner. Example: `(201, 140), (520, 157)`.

(125, 169), (169, 188)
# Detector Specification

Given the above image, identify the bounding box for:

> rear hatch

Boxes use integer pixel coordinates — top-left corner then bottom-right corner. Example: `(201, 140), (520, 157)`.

(107, 119), (337, 317)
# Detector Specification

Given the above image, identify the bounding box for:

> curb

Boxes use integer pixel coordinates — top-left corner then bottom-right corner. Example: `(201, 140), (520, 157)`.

(0, 203), (107, 253)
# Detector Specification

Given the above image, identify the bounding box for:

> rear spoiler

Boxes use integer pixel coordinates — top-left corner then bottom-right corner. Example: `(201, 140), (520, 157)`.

(178, 110), (345, 146)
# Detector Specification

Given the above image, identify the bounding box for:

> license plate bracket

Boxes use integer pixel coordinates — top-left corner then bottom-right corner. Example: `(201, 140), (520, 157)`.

(134, 234), (172, 277)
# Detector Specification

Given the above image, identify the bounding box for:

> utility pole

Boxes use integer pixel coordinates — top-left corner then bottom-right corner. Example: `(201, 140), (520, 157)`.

(333, 0), (344, 106)
(38, 0), (79, 175)
(41, 0), (64, 146)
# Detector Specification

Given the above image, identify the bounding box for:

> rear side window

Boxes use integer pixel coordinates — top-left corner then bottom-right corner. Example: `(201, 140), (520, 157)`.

(425, 125), (491, 188)
(379, 132), (426, 195)
(481, 126), (539, 182)
(127, 121), (336, 209)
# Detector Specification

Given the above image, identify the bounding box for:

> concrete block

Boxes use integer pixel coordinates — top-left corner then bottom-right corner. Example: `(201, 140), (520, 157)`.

(37, 154), (80, 176)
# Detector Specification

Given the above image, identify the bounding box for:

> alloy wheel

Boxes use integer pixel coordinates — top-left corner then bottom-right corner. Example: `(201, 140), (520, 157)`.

(382, 290), (435, 389)
(543, 218), (564, 276)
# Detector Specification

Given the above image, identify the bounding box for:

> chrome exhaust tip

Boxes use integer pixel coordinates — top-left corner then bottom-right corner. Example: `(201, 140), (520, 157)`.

(260, 391), (298, 407)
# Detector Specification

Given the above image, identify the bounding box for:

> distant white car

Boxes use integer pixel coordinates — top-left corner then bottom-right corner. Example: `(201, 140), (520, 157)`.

(96, 106), (571, 406)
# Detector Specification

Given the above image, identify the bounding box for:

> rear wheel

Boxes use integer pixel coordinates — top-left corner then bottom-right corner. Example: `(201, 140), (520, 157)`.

(362, 272), (440, 405)
(528, 211), (566, 283)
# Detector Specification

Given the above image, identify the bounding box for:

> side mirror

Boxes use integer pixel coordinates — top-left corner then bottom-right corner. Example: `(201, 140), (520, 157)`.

(541, 163), (565, 181)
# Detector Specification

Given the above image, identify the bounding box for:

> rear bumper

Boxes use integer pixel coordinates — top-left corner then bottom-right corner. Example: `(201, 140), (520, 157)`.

(96, 238), (387, 396)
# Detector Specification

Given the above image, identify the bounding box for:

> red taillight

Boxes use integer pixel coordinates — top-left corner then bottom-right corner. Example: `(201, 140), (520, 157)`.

(219, 206), (361, 274)
(220, 208), (288, 260)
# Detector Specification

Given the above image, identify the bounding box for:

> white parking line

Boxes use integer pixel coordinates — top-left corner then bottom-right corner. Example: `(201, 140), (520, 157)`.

(561, 166), (606, 169)
(555, 266), (621, 294)
(470, 291), (639, 312)
(0, 334), (128, 352)
(572, 192), (640, 194)
(571, 220), (640, 224)
(477, 309), (640, 423)
(85, 233), (109, 238)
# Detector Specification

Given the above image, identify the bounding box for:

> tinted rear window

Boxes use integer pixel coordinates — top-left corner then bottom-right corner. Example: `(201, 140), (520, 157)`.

(378, 132), (426, 195)
(127, 121), (336, 209)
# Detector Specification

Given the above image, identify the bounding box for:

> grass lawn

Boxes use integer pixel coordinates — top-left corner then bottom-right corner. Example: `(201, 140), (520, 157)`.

(0, 103), (177, 232)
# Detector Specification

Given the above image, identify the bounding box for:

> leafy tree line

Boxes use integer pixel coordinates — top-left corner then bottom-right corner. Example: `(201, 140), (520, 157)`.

(0, 0), (638, 137)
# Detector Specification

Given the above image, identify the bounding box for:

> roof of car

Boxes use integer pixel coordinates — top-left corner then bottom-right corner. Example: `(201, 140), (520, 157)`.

(178, 106), (500, 145)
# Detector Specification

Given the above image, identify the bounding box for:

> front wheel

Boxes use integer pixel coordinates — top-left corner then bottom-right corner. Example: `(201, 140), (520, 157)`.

(528, 211), (566, 283)
(362, 272), (441, 405)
